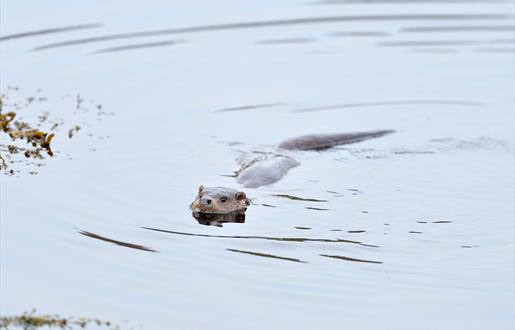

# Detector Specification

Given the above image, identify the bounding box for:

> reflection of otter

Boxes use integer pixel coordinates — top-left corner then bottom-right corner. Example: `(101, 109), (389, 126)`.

(236, 130), (394, 188)
(190, 186), (250, 214)
(192, 212), (246, 227)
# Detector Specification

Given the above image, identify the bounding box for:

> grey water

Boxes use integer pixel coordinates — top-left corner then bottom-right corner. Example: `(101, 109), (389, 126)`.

(0, 0), (514, 329)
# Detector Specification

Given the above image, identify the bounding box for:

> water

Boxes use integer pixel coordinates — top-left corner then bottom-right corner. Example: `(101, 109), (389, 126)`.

(1, 1), (514, 329)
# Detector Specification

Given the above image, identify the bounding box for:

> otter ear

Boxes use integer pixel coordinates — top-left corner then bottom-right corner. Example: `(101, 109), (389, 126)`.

(235, 191), (246, 200)
(198, 185), (204, 195)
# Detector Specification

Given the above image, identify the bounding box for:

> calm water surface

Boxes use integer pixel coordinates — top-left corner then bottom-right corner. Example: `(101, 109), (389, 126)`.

(1, 1), (514, 329)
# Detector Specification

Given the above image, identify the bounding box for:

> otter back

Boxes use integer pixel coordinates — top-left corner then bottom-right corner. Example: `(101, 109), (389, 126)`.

(277, 130), (395, 151)
(234, 130), (395, 188)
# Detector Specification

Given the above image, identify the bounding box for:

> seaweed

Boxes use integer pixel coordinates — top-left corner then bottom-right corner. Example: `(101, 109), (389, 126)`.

(0, 89), (110, 175)
(0, 95), (55, 173)
(68, 125), (81, 139)
(0, 309), (118, 330)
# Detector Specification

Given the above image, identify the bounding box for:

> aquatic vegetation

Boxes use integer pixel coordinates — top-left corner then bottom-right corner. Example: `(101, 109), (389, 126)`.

(0, 309), (118, 329)
(67, 125), (81, 139)
(0, 89), (110, 175)
(0, 96), (55, 174)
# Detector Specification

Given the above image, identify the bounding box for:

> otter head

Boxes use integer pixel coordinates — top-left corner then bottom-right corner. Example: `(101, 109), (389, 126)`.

(190, 185), (250, 214)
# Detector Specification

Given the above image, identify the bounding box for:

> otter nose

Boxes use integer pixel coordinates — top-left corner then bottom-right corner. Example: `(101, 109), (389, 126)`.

(200, 198), (212, 205)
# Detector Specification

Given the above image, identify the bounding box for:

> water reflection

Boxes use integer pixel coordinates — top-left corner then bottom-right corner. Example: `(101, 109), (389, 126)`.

(192, 212), (246, 227)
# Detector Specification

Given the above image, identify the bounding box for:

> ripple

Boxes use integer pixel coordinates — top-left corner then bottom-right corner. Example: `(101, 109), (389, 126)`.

(227, 249), (307, 263)
(142, 227), (380, 247)
(214, 103), (284, 113)
(31, 14), (512, 51)
(378, 40), (482, 47)
(79, 230), (157, 252)
(292, 100), (483, 112)
(93, 40), (184, 54)
(400, 25), (515, 33)
(272, 194), (328, 202)
(320, 254), (383, 264)
(257, 38), (317, 44)
(0, 23), (102, 42)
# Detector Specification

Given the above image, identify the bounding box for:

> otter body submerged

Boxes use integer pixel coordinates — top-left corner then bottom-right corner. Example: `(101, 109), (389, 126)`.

(236, 130), (394, 188)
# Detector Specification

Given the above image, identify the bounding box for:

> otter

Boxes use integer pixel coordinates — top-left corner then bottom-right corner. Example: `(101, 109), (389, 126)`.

(190, 185), (250, 214)
(235, 130), (394, 188)
(190, 130), (394, 215)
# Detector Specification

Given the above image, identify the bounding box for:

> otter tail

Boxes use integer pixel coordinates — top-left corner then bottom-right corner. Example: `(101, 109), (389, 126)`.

(276, 130), (395, 151)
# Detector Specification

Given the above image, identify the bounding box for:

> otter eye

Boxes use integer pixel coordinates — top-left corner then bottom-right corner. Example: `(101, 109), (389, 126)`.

(220, 197), (227, 203)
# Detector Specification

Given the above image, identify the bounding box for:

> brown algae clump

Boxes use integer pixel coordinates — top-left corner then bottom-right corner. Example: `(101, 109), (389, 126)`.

(0, 95), (55, 172)
(0, 309), (119, 329)
(0, 89), (111, 175)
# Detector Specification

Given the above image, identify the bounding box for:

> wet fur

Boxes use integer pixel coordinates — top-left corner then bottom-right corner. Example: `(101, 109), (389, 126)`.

(190, 186), (250, 214)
